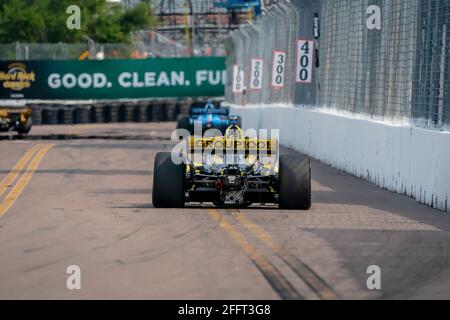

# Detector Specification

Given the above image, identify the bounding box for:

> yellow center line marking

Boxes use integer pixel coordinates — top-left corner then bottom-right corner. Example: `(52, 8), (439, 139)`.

(0, 144), (54, 218)
(207, 208), (302, 299)
(208, 208), (265, 260)
(0, 144), (43, 198)
(230, 208), (339, 300)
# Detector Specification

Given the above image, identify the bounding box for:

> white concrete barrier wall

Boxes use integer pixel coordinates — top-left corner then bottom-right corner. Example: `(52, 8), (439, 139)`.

(229, 104), (450, 212)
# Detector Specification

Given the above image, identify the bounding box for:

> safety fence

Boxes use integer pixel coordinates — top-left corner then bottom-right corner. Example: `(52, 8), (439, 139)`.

(0, 36), (226, 61)
(0, 42), (176, 60)
(226, 0), (450, 129)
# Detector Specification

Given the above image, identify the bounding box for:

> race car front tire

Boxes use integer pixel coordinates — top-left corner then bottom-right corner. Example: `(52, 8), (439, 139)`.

(279, 154), (311, 210)
(152, 152), (185, 208)
(17, 117), (32, 135)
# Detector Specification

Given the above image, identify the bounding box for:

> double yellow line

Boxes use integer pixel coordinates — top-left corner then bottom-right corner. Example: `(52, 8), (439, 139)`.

(208, 208), (338, 300)
(229, 209), (338, 300)
(208, 208), (302, 300)
(0, 144), (54, 218)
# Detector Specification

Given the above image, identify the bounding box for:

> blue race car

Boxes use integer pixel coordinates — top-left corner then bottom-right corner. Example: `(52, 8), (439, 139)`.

(177, 101), (241, 134)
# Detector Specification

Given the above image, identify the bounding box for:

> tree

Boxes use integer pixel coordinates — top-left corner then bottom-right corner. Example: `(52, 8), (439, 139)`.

(0, 0), (157, 43)
(0, 1), (46, 42)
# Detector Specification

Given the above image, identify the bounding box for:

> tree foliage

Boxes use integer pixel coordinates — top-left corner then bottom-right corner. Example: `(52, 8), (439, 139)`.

(0, 0), (157, 43)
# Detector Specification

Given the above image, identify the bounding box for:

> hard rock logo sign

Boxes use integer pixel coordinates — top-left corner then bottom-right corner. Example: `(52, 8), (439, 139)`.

(0, 63), (36, 91)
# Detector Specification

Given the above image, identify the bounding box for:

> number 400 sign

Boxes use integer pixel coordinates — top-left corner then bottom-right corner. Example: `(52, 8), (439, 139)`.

(295, 39), (314, 83)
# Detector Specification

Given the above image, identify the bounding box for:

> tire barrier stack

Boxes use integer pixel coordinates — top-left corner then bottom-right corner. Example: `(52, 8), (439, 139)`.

(135, 101), (148, 123)
(41, 106), (58, 125)
(104, 102), (120, 123)
(57, 106), (73, 125)
(118, 103), (135, 123)
(72, 107), (86, 124)
(165, 103), (180, 122)
(151, 102), (165, 122)
(26, 99), (221, 126)
(179, 101), (191, 116)
(90, 104), (104, 123)
(30, 104), (42, 125)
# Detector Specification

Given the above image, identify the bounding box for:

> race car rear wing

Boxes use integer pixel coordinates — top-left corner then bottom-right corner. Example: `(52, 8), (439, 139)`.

(187, 137), (278, 155)
(190, 107), (229, 116)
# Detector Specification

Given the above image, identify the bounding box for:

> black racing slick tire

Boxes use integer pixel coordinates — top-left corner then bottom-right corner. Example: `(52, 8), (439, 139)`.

(279, 154), (311, 210)
(236, 116), (242, 128)
(17, 117), (32, 135)
(152, 152), (185, 208)
(177, 115), (190, 131)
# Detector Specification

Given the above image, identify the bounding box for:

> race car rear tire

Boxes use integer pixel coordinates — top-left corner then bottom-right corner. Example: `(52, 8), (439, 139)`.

(221, 106), (230, 115)
(279, 154), (311, 210)
(177, 115), (190, 131)
(236, 116), (242, 128)
(152, 152), (185, 208)
(17, 117), (32, 135)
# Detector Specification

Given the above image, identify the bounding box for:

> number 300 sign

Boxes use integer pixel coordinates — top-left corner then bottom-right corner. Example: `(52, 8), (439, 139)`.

(271, 51), (286, 88)
(295, 39), (314, 83)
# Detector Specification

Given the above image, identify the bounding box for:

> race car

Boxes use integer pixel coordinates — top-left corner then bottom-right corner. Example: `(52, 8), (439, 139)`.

(152, 121), (311, 209)
(0, 106), (33, 135)
(176, 100), (241, 134)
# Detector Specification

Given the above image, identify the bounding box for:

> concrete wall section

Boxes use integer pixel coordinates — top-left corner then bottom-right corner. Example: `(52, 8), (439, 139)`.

(229, 104), (450, 212)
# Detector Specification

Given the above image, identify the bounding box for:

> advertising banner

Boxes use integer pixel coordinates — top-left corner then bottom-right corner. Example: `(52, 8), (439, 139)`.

(0, 57), (226, 100)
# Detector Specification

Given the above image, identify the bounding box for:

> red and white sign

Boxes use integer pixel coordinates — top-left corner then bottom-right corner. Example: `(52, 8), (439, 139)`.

(249, 58), (264, 90)
(271, 51), (286, 88)
(295, 39), (314, 83)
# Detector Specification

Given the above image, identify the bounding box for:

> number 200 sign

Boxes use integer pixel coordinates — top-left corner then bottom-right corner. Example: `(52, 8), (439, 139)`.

(250, 58), (263, 90)
(295, 39), (314, 83)
(271, 51), (286, 88)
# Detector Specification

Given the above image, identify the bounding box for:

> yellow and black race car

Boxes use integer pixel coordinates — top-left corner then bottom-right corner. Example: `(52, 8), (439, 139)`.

(0, 106), (32, 135)
(152, 124), (311, 209)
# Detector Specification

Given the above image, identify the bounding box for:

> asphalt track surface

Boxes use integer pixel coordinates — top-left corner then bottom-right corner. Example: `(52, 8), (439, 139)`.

(0, 123), (449, 299)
